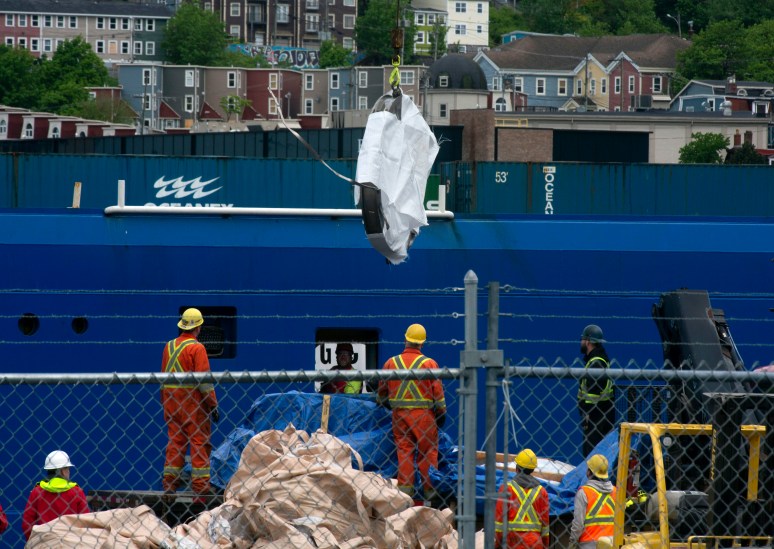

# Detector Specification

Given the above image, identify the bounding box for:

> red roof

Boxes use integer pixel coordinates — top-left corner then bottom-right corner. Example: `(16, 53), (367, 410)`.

(198, 102), (222, 120)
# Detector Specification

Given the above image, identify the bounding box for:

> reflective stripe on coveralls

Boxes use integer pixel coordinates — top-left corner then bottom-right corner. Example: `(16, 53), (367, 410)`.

(389, 355), (433, 408)
(579, 485), (616, 542)
(495, 482), (543, 533)
(578, 356), (613, 404)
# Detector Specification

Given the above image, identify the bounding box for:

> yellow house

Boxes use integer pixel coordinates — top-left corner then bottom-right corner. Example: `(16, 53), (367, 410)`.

(563, 54), (611, 111)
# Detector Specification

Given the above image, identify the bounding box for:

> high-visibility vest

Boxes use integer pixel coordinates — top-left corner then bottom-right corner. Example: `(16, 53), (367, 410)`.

(162, 338), (213, 393)
(39, 477), (78, 494)
(388, 354), (434, 409)
(578, 356), (614, 403)
(579, 485), (616, 542)
(494, 482), (545, 534)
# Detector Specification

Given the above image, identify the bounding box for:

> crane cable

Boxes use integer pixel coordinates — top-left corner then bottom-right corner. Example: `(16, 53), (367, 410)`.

(388, 0), (404, 97)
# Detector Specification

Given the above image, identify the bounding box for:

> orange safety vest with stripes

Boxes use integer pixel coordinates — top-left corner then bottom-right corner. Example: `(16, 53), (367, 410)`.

(384, 352), (445, 410)
(162, 337), (215, 395)
(579, 485), (616, 542)
(495, 482), (549, 537)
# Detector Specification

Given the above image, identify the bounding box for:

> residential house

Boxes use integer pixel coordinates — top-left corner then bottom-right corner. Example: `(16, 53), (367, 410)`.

(413, 8), (446, 58)
(0, 0), (171, 62)
(422, 53), (489, 126)
(412, 0), (488, 54)
(0, 107), (27, 140)
(244, 68), (302, 120)
(301, 69), (330, 115)
(670, 77), (774, 116)
(20, 113), (56, 139)
(117, 63), (166, 134)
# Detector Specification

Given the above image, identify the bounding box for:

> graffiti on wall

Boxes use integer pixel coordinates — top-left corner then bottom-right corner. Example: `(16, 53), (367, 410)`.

(230, 44), (320, 69)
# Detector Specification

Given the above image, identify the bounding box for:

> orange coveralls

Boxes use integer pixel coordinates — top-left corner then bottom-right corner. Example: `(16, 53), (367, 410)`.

(378, 347), (446, 498)
(161, 333), (218, 493)
(495, 477), (550, 549)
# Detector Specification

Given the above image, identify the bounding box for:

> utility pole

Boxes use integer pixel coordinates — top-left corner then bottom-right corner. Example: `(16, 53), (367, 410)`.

(584, 51), (589, 111)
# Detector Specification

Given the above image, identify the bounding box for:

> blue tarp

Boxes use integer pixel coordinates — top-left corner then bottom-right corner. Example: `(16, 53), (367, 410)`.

(211, 392), (636, 518)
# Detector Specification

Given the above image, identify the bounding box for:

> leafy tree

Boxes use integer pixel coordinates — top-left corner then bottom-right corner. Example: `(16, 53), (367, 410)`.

(678, 132), (729, 164)
(706, 0), (774, 28)
(725, 142), (767, 165)
(219, 95), (252, 121)
(521, 0), (576, 34)
(743, 20), (774, 82)
(427, 19), (449, 59)
(581, 0), (664, 35)
(162, 1), (228, 65)
(220, 49), (265, 68)
(354, 0), (416, 64)
(319, 40), (353, 68)
(676, 20), (749, 80)
(75, 95), (137, 125)
(41, 37), (114, 87)
(489, 5), (526, 46)
(0, 46), (39, 109)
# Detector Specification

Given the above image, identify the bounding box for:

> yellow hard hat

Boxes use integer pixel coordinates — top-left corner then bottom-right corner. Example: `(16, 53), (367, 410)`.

(587, 454), (609, 479)
(515, 449), (537, 470)
(178, 308), (204, 330)
(405, 323), (427, 344)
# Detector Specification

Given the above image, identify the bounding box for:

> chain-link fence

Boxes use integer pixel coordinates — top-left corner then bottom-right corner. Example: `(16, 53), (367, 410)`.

(2, 276), (774, 548)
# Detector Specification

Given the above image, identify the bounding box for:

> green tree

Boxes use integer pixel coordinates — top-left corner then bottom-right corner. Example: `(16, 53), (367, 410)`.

(725, 142), (767, 165)
(678, 132), (729, 164)
(354, 0), (416, 64)
(743, 20), (774, 82)
(319, 40), (353, 68)
(0, 45), (39, 109)
(75, 95), (137, 125)
(427, 19), (449, 58)
(219, 95), (252, 121)
(489, 5), (526, 46)
(676, 20), (749, 80)
(521, 0), (576, 34)
(162, 1), (228, 65)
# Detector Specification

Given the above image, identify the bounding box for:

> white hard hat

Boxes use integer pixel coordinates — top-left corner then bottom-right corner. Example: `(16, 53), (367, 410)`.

(44, 450), (74, 470)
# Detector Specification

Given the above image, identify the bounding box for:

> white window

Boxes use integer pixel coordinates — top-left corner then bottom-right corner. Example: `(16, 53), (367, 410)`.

(185, 70), (195, 87)
(146, 42), (155, 55)
(512, 77), (523, 93)
(439, 75), (449, 87)
(329, 96), (341, 111)
(227, 71), (237, 88)
(109, 17), (117, 30)
(558, 78), (567, 96)
(342, 37), (353, 49)
(254, 32), (265, 45)
(455, 2), (466, 12)
(536, 78), (545, 95)
(343, 14), (355, 28)
(358, 71), (367, 88)
(358, 96), (368, 109)
(601, 78), (607, 95)
(439, 103), (447, 118)
(146, 19), (155, 31)
(230, 25), (240, 37)
(307, 0), (319, 8)
(97, 17), (105, 29)
(121, 41), (130, 54)
(269, 98), (279, 115)
(277, 4), (289, 23)
(5, 14), (13, 26)
(122, 18), (130, 30)
(344, 0), (355, 5)
(330, 73), (339, 89)
(142, 69), (152, 85)
(614, 106), (621, 111)
(589, 79), (596, 95)
(134, 18), (142, 31)
(44, 15), (52, 27)
(614, 76), (621, 94)
(24, 123), (33, 138)
(416, 13), (425, 25)
(628, 75), (635, 93)
(96, 40), (105, 53)
(0, 120), (5, 135)
(185, 95), (194, 112)
(143, 94), (151, 110)
(653, 76), (662, 93)
(416, 31), (425, 44)
(69, 16), (77, 29)
(4, 37), (13, 47)
(455, 24), (466, 35)
(328, 14), (335, 28)
(56, 16), (65, 28)
(306, 14), (319, 32)
(428, 14), (436, 24)
(400, 70), (414, 85)
(492, 76), (501, 91)
(43, 39), (52, 52)
(305, 74), (314, 90)
(576, 79), (583, 95)
(31, 15), (39, 26)
(477, 25), (482, 33)
(495, 98), (507, 112)
(477, 2), (483, 12)
(18, 14), (27, 26)
(231, 2), (241, 16)
(31, 38), (39, 51)
(51, 126), (60, 138)
(270, 73), (279, 90)
(18, 37), (27, 49)
(304, 98), (313, 114)
(134, 42), (143, 55)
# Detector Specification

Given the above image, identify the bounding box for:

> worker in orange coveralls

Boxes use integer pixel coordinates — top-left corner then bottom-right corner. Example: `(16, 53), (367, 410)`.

(377, 323), (446, 503)
(161, 308), (219, 497)
(495, 449), (550, 549)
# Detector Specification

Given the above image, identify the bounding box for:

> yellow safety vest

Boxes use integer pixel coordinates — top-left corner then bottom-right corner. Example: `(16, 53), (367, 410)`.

(578, 356), (613, 403)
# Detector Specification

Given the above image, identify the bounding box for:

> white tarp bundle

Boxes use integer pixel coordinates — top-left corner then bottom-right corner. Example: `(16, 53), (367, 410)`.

(28, 425), (460, 548)
(355, 93), (440, 265)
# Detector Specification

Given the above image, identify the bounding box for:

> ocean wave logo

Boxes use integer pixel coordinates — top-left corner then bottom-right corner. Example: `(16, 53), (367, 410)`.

(153, 176), (222, 199)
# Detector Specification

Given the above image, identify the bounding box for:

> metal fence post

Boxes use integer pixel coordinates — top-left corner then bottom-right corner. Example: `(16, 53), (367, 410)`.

(458, 270), (479, 547)
(484, 281), (500, 549)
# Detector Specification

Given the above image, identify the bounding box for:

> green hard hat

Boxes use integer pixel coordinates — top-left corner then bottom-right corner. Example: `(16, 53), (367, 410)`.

(581, 324), (605, 343)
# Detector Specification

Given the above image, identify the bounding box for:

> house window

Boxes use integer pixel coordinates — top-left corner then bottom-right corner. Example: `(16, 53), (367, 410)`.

(18, 37), (27, 49)
(18, 14), (27, 26)
(146, 19), (155, 31)
(307, 0), (319, 9)
(536, 78), (545, 95)
(306, 14), (319, 32)
(109, 17), (117, 30)
(56, 16), (65, 28)
(142, 69), (152, 86)
(416, 31), (425, 44)
(628, 75), (635, 93)
(270, 73), (279, 90)
(358, 71), (367, 88)
(134, 18), (142, 31)
(439, 103), (447, 118)
(96, 17), (105, 29)
(185, 95), (194, 112)
(400, 70), (415, 85)
(439, 75), (449, 87)
(455, 24), (466, 35)
(358, 96), (368, 109)
(24, 123), (33, 138)
(343, 14), (355, 28)
(305, 74), (314, 90)
(304, 98), (313, 114)
(344, 0), (355, 5)
(230, 25), (240, 37)
(328, 13), (335, 28)
(428, 14), (436, 23)
(230, 2), (241, 16)
(653, 76), (662, 93)
(134, 42), (142, 55)
(146, 42), (155, 55)
(277, 4), (289, 23)
(122, 18), (130, 30)
(269, 97), (278, 115)
(330, 97), (339, 111)
(513, 77), (523, 93)
(51, 127), (60, 138)
(96, 40), (105, 53)
(601, 78), (607, 94)
(589, 79), (596, 95)
(0, 120), (5, 135)
(185, 70), (195, 87)
(121, 41), (130, 54)
(227, 71), (238, 88)
(255, 32), (265, 45)
(477, 25), (482, 33)
(69, 16), (77, 28)
(31, 38), (39, 51)
(143, 94), (151, 110)
(342, 37), (353, 49)
(558, 78), (567, 96)
(478, 2), (484, 12)
(43, 39), (52, 52)
(576, 79), (582, 95)
(416, 13), (425, 25)
(455, 2), (466, 12)
(614, 76), (621, 94)
(44, 15), (52, 27)
(495, 98), (507, 112)
(330, 73), (339, 89)
(31, 15), (39, 26)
